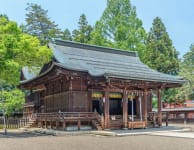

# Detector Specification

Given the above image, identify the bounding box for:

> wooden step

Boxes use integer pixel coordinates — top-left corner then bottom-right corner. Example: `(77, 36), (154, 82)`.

(92, 120), (103, 130)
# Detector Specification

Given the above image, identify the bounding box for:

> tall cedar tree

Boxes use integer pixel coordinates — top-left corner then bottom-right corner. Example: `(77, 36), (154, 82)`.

(72, 14), (93, 43)
(145, 17), (179, 103)
(24, 3), (61, 45)
(144, 17), (179, 75)
(176, 45), (194, 100)
(90, 0), (146, 60)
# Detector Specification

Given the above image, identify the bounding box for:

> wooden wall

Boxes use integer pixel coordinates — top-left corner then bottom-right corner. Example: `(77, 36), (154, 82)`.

(44, 92), (69, 112)
(44, 91), (89, 113)
(71, 91), (89, 112)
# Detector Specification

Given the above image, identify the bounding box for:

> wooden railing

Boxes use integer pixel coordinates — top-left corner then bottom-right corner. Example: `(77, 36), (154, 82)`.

(34, 112), (98, 121)
(109, 115), (123, 129)
(0, 117), (29, 129)
(31, 112), (106, 130)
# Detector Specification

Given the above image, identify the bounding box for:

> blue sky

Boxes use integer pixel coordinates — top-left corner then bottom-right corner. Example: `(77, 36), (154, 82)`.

(0, 0), (193, 58)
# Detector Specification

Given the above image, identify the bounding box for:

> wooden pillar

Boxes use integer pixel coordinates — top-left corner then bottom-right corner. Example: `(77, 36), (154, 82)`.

(166, 112), (169, 126)
(63, 120), (66, 130)
(88, 91), (92, 112)
(50, 120), (52, 129)
(184, 112), (187, 124)
(157, 88), (162, 127)
(78, 120), (81, 130)
(104, 88), (109, 129)
(139, 95), (143, 121)
(56, 121), (59, 129)
(45, 120), (47, 128)
(60, 80), (62, 110)
(69, 77), (73, 112)
(45, 114), (47, 128)
(123, 88), (128, 128)
(144, 88), (148, 125)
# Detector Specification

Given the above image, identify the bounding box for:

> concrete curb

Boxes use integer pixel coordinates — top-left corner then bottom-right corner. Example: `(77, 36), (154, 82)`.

(90, 131), (117, 136)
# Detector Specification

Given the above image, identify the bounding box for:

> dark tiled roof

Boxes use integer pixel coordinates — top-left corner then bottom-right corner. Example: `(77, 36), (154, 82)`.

(47, 40), (184, 84)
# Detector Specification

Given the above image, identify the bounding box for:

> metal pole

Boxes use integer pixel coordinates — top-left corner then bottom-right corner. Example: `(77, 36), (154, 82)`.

(3, 109), (7, 135)
(0, 89), (7, 135)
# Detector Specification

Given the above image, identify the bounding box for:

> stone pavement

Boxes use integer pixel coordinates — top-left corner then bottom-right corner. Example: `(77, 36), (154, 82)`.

(148, 131), (194, 139)
(1, 123), (194, 139)
(16, 125), (194, 139)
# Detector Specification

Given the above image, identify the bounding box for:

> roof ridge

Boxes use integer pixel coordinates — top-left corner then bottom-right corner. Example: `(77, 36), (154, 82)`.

(53, 39), (138, 57)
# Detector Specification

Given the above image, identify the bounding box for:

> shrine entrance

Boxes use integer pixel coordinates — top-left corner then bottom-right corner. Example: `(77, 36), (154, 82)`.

(109, 98), (122, 115)
(128, 99), (137, 115)
(92, 99), (103, 114)
(109, 93), (122, 115)
(92, 92), (103, 115)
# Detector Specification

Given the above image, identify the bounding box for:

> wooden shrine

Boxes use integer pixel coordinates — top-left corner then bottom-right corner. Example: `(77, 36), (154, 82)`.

(19, 40), (185, 130)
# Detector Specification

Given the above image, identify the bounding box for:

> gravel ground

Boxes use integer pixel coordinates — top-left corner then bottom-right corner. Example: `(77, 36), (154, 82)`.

(0, 130), (194, 150)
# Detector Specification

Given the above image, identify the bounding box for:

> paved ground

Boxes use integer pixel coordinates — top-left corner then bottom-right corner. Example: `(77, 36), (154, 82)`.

(0, 132), (194, 150)
(0, 123), (194, 150)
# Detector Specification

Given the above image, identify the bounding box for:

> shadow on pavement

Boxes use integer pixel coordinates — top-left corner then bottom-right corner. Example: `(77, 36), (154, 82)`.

(0, 130), (49, 138)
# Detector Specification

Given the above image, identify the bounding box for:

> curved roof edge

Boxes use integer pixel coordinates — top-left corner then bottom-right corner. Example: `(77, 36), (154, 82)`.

(20, 62), (105, 85)
(20, 61), (185, 86)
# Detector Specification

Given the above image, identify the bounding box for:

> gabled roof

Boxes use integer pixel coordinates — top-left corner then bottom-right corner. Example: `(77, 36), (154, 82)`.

(49, 39), (184, 84)
(21, 39), (185, 85)
(21, 67), (40, 80)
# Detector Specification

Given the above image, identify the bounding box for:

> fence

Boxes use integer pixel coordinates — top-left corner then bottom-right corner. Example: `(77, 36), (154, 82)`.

(0, 117), (29, 129)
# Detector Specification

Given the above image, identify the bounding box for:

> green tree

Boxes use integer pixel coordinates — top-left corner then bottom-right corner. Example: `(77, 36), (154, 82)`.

(24, 3), (61, 45)
(0, 89), (24, 116)
(0, 15), (52, 85)
(89, 21), (110, 46)
(90, 0), (146, 59)
(62, 28), (72, 41)
(0, 15), (52, 115)
(145, 17), (180, 103)
(144, 17), (179, 75)
(72, 14), (93, 43)
(176, 44), (194, 100)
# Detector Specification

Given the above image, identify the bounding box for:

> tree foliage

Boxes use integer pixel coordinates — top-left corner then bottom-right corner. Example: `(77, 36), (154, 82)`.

(144, 17), (179, 75)
(62, 28), (72, 41)
(72, 14), (93, 43)
(176, 44), (194, 100)
(90, 0), (146, 59)
(24, 3), (61, 45)
(144, 17), (180, 103)
(0, 90), (24, 116)
(0, 89), (25, 116)
(0, 15), (52, 85)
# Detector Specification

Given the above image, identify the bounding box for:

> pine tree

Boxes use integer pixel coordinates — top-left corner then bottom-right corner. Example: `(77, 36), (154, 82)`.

(90, 0), (146, 59)
(72, 14), (93, 43)
(24, 3), (61, 45)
